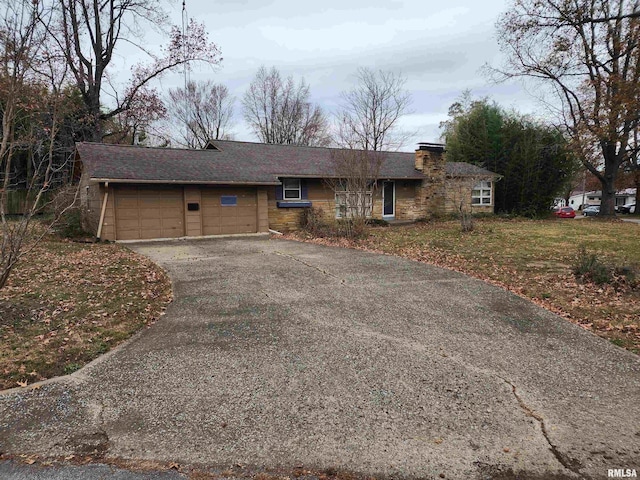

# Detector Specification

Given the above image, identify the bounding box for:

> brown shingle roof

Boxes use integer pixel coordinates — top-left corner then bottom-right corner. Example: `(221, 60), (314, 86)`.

(77, 140), (497, 184)
(76, 142), (280, 185)
(445, 162), (497, 177)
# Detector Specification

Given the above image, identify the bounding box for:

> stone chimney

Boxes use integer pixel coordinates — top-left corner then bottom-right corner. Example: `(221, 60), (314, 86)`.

(415, 142), (446, 216)
(415, 142), (445, 172)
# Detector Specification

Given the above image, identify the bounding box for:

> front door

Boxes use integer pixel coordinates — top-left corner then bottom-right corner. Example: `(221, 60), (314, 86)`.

(383, 181), (395, 218)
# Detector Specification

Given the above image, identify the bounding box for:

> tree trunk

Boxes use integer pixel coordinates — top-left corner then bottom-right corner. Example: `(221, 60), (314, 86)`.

(599, 170), (617, 216)
(598, 147), (618, 216)
(86, 85), (103, 142)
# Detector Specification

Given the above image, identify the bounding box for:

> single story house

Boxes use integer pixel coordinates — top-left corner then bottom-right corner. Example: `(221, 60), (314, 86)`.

(76, 140), (498, 241)
(615, 188), (637, 207)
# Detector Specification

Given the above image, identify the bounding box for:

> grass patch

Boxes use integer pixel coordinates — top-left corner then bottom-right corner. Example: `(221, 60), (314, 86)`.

(0, 229), (172, 390)
(286, 218), (640, 353)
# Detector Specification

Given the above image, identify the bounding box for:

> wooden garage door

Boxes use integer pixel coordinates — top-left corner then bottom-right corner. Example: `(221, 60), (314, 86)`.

(201, 187), (257, 235)
(115, 185), (184, 240)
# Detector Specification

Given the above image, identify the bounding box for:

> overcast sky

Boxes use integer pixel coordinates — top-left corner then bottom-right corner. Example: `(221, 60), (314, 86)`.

(131, 0), (544, 151)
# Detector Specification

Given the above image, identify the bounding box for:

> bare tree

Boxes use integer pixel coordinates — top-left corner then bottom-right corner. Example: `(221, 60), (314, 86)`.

(336, 67), (412, 151)
(167, 80), (235, 148)
(325, 149), (384, 238)
(104, 86), (167, 145)
(1, 0), (77, 290)
(447, 175), (494, 232)
(242, 66), (330, 146)
(42, 0), (221, 142)
(493, 0), (640, 216)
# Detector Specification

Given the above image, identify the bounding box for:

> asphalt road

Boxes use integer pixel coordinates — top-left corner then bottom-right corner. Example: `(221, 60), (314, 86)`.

(1, 237), (639, 480)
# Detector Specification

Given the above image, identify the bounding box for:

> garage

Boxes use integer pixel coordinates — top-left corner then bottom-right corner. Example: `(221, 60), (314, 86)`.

(114, 185), (185, 240)
(77, 142), (274, 241)
(110, 185), (262, 241)
(201, 187), (258, 235)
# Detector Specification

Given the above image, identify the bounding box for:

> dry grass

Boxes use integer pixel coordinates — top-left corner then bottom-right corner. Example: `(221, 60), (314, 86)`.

(0, 232), (172, 390)
(287, 217), (640, 353)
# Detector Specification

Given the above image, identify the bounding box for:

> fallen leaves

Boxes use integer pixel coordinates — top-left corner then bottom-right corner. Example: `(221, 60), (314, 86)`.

(0, 234), (172, 390)
(284, 218), (640, 353)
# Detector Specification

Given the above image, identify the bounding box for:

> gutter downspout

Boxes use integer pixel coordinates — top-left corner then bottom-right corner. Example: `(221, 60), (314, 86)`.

(96, 181), (109, 240)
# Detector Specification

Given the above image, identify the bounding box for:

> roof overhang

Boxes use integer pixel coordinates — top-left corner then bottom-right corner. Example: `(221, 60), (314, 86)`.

(445, 173), (503, 180)
(272, 174), (426, 180)
(90, 178), (280, 186)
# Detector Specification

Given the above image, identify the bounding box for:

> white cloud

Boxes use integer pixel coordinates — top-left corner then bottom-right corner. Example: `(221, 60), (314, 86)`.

(115, 0), (557, 147)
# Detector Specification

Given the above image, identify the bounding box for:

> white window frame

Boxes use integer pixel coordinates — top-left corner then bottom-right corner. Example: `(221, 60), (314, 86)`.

(382, 181), (395, 218)
(283, 178), (301, 200)
(335, 188), (373, 219)
(472, 180), (493, 206)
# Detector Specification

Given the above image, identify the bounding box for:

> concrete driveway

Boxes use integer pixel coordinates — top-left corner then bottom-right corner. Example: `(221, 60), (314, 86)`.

(1, 237), (639, 480)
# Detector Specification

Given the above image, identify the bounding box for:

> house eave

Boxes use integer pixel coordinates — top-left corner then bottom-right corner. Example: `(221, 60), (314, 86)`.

(446, 173), (502, 180)
(89, 178), (280, 186)
(273, 174), (427, 180)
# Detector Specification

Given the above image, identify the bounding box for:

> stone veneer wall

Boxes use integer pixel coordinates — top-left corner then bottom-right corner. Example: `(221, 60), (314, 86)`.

(415, 148), (446, 217)
(267, 179), (426, 232)
(267, 180), (331, 232)
(373, 180), (427, 221)
(444, 176), (495, 215)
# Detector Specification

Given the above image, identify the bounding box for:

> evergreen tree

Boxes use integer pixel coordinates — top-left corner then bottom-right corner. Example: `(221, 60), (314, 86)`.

(442, 95), (579, 216)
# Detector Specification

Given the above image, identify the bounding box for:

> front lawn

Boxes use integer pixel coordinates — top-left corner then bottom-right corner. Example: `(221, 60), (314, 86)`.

(288, 218), (640, 352)
(0, 234), (172, 390)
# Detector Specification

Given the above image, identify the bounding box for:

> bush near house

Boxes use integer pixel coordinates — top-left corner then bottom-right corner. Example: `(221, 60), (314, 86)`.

(290, 218), (640, 352)
(0, 228), (172, 390)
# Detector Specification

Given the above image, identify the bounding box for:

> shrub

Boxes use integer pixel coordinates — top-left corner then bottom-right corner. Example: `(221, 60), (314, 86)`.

(613, 265), (638, 289)
(51, 186), (93, 239)
(366, 218), (389, 227)
(300, 207), (369, 239)
(55, 209), (90, 238)
(300, 207), (331, 237)
(335, 217), (367, 239)
(572, 245), (611, 285)
(460, 212), (474, 232)
(48, 185), (77, 216)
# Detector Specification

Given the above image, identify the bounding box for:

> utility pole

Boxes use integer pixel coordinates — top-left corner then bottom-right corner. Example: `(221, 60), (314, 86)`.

(182, 0), (191, 148)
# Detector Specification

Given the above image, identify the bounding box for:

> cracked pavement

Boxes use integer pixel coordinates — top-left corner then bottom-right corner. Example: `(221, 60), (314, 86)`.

(1, 237), (639, 479)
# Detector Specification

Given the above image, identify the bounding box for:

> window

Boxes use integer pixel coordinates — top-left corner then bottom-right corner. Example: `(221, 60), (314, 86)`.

(283, 178), (301, 200)
(335, 189), (373, 218)
(472, 181), (492, 206)
(220, 195), (237, 206)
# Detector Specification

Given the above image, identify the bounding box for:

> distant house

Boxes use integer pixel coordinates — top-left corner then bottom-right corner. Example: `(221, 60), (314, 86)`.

(567, 191), (600, 210)
(75, 140), (499, 241)
(567, 189), (636, 210)
(616, 188), (637, 207)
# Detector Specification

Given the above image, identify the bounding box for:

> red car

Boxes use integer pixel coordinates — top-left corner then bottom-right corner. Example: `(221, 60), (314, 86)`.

(553, 206), (576, 218)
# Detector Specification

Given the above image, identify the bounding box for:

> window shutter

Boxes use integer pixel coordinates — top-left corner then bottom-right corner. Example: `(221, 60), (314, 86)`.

(275, 185), (283, 200)
(301, 179), (308, 199)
